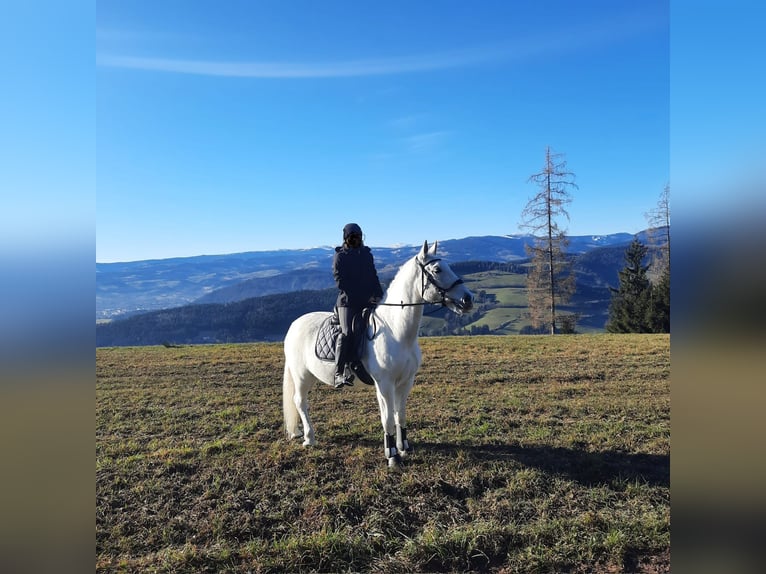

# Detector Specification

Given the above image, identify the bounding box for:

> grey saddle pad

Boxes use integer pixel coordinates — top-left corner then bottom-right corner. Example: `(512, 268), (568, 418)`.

(315, 315), (340, 361)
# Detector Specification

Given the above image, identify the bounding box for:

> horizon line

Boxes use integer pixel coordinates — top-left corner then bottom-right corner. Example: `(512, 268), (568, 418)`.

(96, 229), (653, 264)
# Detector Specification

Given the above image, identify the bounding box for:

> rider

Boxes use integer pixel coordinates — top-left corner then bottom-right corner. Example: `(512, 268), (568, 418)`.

(332, 223), (384, 388)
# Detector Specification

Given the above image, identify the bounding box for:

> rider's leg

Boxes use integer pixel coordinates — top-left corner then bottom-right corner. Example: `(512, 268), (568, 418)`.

(334, 306), (355, 388)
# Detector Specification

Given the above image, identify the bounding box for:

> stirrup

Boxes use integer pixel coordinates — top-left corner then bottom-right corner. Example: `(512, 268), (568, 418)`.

(334, 370), (354, 389)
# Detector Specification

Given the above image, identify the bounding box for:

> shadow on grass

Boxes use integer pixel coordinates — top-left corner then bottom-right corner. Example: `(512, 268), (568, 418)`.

(341, 436), (668, 488)
(426, 441), (669, 488)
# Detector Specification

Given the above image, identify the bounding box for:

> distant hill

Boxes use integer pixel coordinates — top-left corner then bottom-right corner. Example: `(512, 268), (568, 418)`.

(96, 289), (338, 347)
(96, 247), (338, 320)
(96, 232), (646, 320)
(96, 240), (662, 346)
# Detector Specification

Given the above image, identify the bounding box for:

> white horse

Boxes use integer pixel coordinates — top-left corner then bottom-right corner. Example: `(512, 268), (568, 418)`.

(282, 240), (475, 467)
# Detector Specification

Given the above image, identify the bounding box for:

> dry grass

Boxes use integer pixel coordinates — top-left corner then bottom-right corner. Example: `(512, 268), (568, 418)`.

(97, 334), (669, 573)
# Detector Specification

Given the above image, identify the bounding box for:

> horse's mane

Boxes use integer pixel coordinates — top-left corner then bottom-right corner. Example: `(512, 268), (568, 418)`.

(383, 254), (419, 301)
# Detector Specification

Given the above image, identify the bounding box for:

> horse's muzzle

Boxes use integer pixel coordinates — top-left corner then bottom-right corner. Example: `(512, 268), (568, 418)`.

(451, 292), (474, 314)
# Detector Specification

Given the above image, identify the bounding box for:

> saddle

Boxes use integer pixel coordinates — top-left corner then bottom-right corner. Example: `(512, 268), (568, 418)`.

(315, 313), (341, 362)
(314, 310), (375, 385)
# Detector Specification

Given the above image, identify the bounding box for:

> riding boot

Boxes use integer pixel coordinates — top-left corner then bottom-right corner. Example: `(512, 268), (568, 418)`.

(333, 334), (355, 388)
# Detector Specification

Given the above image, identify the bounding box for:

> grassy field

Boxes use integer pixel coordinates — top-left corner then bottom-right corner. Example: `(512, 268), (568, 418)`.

(97, 334), (670, 573)
(463, 270), (529, 335)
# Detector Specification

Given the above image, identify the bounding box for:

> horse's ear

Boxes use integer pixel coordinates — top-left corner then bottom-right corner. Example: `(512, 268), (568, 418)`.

(419, 240), (429, 261)
(431, 240), (438, 255)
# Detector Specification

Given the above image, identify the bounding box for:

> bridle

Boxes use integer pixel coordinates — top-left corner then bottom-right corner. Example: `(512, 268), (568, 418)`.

(363, 258), (467, 339)
(376, 258), (464, 310)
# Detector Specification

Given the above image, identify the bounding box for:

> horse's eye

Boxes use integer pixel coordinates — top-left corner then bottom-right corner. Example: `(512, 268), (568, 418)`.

(434, 266), (441, 274)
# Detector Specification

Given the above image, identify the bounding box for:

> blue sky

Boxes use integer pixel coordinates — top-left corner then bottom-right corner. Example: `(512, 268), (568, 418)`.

(97, 0), (669, 262)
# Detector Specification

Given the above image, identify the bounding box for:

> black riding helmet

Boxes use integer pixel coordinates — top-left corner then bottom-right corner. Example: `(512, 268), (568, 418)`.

(343, 223), (363, 241)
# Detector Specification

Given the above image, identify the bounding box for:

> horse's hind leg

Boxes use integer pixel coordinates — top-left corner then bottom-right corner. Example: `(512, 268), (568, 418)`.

(293, 376), (316, 447)
(283, 364), (303, 440)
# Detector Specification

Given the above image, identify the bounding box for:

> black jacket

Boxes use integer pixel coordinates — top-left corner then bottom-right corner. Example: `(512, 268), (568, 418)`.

(333, 245), (384, 308)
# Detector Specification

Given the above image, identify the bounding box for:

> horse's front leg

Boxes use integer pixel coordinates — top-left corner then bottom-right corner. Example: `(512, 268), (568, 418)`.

(394, 378), (415, 457)
(376, 383), (401, 468)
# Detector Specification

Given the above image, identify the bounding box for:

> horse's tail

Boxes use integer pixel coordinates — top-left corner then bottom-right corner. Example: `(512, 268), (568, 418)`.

(282, 363), (301, 438)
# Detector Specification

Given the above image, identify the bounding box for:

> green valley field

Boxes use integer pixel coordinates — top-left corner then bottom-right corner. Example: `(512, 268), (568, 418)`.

(97, 334), (670, 573)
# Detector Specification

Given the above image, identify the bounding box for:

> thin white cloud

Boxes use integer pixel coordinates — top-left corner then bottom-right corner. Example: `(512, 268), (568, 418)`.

(404, 131), (452, 153)
(97, 9), (663, 79)
(97, 47), (497, 78)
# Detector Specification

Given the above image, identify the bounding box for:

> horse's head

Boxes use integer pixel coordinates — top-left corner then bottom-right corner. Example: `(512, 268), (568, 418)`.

(417, 240), (475, 315)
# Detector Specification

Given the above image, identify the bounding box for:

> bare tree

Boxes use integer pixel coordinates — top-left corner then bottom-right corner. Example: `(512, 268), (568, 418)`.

(645, 183), (670, 279)
(521, 146), (577, 334)
(644, 184), (670, 332)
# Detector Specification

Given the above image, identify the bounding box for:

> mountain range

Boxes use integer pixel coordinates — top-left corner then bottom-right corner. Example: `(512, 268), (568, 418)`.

(96, 232), (640, 321)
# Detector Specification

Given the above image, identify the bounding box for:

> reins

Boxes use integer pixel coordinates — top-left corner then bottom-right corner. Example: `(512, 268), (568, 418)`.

(364, 258), (465, 337)
(374, 301), (447, 315)
(374, 258), (462, 309)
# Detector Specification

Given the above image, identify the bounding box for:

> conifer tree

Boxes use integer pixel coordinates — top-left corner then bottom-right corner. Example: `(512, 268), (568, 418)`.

(606, 239), (653, 333)
(521, 146), (577, 334)
(649, 265), (670, 333)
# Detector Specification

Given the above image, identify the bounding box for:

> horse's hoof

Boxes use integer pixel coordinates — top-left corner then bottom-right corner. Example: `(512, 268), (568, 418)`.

(302, 438), (316, 447)
(387, 454), (403, 469)
(399, 447), (414, 458)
